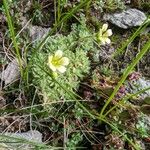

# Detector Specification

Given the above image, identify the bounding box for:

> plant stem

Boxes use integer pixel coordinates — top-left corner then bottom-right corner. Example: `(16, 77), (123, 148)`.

(104, 87), (150, 117)
(3, 0), (23, 77)
(36, 0), (91, 51)
(113, 17), (150, 57)
(99, 40), (150, 118)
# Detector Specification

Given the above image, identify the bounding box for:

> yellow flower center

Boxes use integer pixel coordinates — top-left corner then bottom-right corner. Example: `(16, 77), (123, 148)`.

(52, 57), (62, 67)
(48, 50), (69, 73)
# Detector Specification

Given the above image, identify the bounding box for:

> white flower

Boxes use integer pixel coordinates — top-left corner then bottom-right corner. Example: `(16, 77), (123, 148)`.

(97, 23), (113, 45)
(48, 50), (69, 73)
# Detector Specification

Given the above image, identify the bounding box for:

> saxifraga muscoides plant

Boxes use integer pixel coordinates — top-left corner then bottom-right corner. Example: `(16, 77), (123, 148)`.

(30, 23), (93, 105)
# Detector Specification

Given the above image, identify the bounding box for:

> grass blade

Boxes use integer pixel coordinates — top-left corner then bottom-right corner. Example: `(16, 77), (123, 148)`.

(113, 17), (150, 57)
(104, 87), (150, 117)
(99, 40), (150, 118)
(3, 0), (23, 77)
(36, 0), (91, 51)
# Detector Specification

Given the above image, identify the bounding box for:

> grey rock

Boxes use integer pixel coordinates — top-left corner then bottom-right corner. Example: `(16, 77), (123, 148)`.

(0, 59), (20, 85)
(103, 9), (147, 29)
(5, 130), (42, 142)
(128, 78), (150, 102)
(29, 25), (50, 41)
(136, 78), (150, 97)
(16, 1), (51, 42)
(20, 16), (50, 42)
(0, 130), (42, 150)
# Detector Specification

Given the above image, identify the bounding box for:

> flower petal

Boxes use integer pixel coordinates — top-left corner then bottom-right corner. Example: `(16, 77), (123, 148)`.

(103, 29), (112, 37)
(100, 38), (106, 45)
(55, 50), (63, 59)
(106, 29), (113, 36)
(60, 57), (69, 66)
(49, 64), (56, 72)
(105, 38), (111, 44)
(57, 66), (66, 73)
(102, 24), (108, 32)
(48, 55), (53, 64)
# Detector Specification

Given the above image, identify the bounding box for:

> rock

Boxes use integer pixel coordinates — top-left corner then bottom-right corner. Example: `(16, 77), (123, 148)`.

(0, 130), (42, 149)
(127, 77), (150, 104)
(0, 59), (20, 85)
(20, 16), (50, 42)
(29, 25), (50, 41)
(4, 130), (42, 142)
(136, 78), (150, 97)
(103, 9), (147, 29)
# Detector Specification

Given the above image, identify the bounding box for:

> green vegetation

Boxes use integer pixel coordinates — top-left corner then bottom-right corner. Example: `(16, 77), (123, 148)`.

(0, 0), (150, 149)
